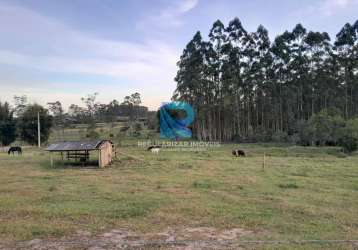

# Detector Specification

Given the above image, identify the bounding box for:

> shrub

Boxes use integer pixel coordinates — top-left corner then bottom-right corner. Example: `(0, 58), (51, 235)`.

(134, 122), (142, 132)
(231, 134), (243, 143)
(86, 129), (100, 139)
(288, 133), (300, 144)
(338, 135), (358, 153)
(254, 127), (272, 142)
(272, 131), (288, 143)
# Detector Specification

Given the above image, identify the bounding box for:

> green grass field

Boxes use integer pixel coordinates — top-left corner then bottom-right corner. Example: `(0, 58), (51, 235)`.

(0, 143), (357, 248)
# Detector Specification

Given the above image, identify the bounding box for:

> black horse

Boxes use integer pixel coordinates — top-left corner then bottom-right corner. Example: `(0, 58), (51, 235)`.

(8, 146), (22, 155)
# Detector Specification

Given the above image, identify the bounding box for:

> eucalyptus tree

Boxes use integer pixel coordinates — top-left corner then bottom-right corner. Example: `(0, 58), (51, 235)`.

(304, 31), (332, 116)
(250, 25), (272, 131)
(225, 17), (249, 136)
(174, 31), (208, 139)
(271, 29), (296, 132)
(208, 20), (232, 140)
(173, 18), (358, 143)
(334, 22), (358, 118)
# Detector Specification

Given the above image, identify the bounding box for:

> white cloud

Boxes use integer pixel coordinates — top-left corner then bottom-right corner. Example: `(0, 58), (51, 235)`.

(0, 3), (181, 110)
(177, 0), (199, 13)
(137, 0), (198, 28)
(302, 0), (358, 16)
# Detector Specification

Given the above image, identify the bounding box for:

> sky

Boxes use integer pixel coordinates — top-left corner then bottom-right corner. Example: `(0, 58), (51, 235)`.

(0, 0), (357, 111)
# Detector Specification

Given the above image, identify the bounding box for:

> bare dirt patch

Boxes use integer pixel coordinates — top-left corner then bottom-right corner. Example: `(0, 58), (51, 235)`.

(0, 227), (255, 249)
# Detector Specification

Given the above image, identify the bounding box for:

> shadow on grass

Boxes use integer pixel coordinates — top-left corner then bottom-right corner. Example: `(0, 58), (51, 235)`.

(39, 160), (102, 170)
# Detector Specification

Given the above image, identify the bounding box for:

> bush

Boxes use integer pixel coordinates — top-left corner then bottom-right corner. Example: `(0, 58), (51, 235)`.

(134, 122), (142, 132)
(272, 131), (288, 143)
(86, 129), (100, 139)
(296, 119), (315, 145)
(254, 127), (272, 142)
(288, 133), (300, 144)
(231, 134), (243, 143)
(338, 135), (358, 153)
(294, 110), (345, 146)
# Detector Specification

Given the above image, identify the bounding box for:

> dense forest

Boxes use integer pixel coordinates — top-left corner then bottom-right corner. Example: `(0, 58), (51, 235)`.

(173, 18), (358, 145)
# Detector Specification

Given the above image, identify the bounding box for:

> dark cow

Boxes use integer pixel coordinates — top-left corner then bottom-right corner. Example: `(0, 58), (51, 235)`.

(232, 149), (245, 157)
(147, 145), (161, 151)
(8, 146), (22, 155)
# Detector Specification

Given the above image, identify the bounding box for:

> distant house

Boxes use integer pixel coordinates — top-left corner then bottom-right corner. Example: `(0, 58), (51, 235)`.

(45, 140), (114, 168)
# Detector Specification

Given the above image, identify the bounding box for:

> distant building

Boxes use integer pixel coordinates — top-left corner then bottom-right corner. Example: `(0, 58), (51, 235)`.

(45, 140), (114, 168)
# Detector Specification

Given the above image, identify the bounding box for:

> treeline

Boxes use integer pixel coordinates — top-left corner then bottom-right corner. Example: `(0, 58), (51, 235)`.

(173, 18), (358, 148)
(65, 92), (148, 124)
(0, 98), (52, 146)
(0, 92), (151, 146)
(43, 92), (148, 128)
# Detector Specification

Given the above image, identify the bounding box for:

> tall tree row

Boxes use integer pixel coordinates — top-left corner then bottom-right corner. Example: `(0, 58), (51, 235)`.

(173, 18), (358, 142)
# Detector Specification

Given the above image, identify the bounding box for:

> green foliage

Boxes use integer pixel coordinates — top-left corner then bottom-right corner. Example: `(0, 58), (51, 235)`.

(86, 129), (100, 139)
(295, 111), (358, 152)
(296, 110), (345, 146)
(272, 131), (288, 143)
(337, 118), (358, 153)
(174, 18), (358, 142)
(296, 120), (315, 146)
(0, 102), (16, 146)
(343, 118), (358, 138)
(18, 104), (52, 145)
(309, 110), (345, 145)
(338, 135), (358, 153)
(134, 122), (142, 132)
(47, 101), (64, 127)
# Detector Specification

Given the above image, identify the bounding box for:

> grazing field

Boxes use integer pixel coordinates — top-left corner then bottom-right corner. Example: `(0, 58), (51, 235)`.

(0, 143), (357, 249)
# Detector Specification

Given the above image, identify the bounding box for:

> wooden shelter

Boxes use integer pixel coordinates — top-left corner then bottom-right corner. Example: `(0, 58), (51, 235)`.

(45, 140), (114, 168)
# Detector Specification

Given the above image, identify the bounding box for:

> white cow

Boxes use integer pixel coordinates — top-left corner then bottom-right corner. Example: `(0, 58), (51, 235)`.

(150, 148), (160, 154)
(147, 145), (161, 154)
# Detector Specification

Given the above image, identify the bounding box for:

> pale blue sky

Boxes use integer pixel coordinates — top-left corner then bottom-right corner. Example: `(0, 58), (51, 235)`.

(0, 0), (357, 110)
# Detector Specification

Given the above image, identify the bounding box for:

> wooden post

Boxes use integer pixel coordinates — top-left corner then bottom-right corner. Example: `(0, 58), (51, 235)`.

(50, 153), (54, 167)
(98, 149), (101, 168)
(37, 112), (41, 148)
(263, 152), (266, 170)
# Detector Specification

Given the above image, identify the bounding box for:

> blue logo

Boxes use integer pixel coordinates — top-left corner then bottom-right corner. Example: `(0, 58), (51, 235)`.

(160, 102), (194, 139)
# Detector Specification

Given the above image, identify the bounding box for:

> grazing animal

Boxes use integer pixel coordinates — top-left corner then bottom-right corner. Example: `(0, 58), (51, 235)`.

(8, 146), (22, 155)
(232, 149), (245, 157)
(151, 148), (160, 154)
(147, 145), (161, 154)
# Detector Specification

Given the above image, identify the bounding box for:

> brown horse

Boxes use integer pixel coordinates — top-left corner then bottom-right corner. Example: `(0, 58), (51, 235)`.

(232, 149), (245, 157)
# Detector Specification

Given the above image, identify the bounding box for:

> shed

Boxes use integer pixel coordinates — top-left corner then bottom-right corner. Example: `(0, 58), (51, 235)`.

(45, 140), (114, 168)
